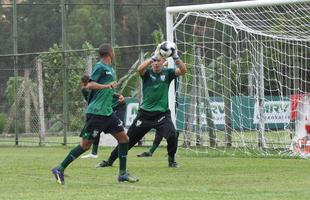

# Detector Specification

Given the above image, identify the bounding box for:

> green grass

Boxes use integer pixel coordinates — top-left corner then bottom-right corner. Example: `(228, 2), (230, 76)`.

(0, 146), (310, 200)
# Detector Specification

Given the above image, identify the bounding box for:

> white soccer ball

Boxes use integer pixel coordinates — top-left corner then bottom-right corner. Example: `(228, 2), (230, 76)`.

(159, 41), (176, 58)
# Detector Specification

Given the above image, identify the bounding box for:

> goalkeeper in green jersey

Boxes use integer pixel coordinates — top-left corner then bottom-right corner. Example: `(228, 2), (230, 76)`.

(51, 44), (138, 185)
(80, 75), (127, 159)
(97, 41), (186, 168)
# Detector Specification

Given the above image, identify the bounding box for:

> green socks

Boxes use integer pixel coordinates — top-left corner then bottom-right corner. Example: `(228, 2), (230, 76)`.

(118, 143), (128, 175)
(59, 145), (85, 171)
(149, 143), (159, 154)
(91, 144), (98, 155)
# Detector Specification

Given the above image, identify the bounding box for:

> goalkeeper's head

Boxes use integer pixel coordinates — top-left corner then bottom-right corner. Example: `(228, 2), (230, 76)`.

(151, 57), (166, 73)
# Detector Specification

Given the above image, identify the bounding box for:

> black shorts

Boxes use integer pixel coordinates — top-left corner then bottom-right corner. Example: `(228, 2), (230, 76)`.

(129, 109), (176, 139)
(80, 113), (124, 140)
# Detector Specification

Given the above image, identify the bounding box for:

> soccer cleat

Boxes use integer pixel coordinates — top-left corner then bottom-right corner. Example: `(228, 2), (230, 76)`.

(168, 162), (179, 168)
(118, 172), (139, 183)
(136, 152), (152, 157)
(96, 160), (113, 168)
(51, 167), (65, 185)
(81, 153), (98, 159)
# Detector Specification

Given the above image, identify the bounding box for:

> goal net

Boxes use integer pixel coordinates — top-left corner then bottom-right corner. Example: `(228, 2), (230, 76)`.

(166, 0), (310, 156)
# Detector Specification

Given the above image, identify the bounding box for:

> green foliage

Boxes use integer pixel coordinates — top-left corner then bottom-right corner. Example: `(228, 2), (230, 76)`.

(5, 76), (24, 104)
(114, 47), (122, 77)
(0, 113), (6, 133)
(69, 114), (85, 132)
(67, 5), (110, 48)
(151, 26), (164, 45)
(39, 42), (92, 132)
(180, 35), (196, 94)
(205, 54), (250, 96)
(81, 41), (95, 53)
(117, 52), (152, 97)
(15, 0), (62, 53)
(4, 76), (39, 133)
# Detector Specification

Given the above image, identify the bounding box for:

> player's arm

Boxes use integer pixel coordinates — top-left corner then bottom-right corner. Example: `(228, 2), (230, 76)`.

(86, 81), (117, 90)
(170, 43), (186, 76)
(138, 44), (162, 76)
(137, 59), (152, 76)
(86, 65), (118, 90)
(113, 93), (125, 104)
(175, 59), (186, 76)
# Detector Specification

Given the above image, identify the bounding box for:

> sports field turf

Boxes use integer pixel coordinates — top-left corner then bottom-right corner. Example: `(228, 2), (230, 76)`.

(0, 146), (310, 200)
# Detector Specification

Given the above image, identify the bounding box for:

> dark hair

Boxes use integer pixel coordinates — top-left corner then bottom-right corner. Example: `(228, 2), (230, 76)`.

(98, 43), (113, 58)
(81, 74), (90, 86)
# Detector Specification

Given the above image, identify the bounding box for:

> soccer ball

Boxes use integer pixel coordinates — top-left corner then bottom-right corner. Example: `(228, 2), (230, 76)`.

(159, 41), (176, 58)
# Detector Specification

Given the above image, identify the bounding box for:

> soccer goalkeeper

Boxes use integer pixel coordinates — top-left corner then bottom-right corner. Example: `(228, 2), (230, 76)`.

(97, 42), (186, 168)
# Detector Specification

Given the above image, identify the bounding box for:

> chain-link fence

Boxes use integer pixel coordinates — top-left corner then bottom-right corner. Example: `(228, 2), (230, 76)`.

(0, 0), (235, 146)
(0, 47), (150, 146)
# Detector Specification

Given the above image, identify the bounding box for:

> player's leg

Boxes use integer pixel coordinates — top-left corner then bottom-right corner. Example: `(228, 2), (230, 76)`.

(81, 134), (100, 159)
(112, 131), (138, 182)
(97, 113), (152, 167)
(101, 113), (140, 182)
(137, 130), (163, 157)
(97, 124), (151, 167)
(166, 131), (179, 168)
(157, 112), (179, 167)
(94, 103), (127, 166)
(52, 138), (93, 185)
(151, 130), (164, 154)
(51, 114), (97, 185)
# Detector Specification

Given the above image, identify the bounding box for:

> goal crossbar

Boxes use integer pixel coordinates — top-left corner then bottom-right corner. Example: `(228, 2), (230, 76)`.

(167, 0), (310, 13)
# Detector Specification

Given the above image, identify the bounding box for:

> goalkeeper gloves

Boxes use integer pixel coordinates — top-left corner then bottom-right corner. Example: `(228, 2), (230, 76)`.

(171, 43), (180, 61)
(151, 44), (162, 61)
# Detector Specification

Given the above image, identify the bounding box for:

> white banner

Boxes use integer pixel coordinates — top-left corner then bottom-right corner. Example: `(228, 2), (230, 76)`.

(210, 102), (225, 125)
(125, 102), (139, 126)
(253, 100), (290, 124)
(192, 102), (225, 125)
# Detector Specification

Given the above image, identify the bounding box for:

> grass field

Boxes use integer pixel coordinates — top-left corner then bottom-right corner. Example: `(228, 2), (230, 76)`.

(1, 146), (310, 200)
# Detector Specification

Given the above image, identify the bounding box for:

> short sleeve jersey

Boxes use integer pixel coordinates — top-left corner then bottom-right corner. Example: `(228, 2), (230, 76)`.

(140, 68), (177, 112)
(86, 61), (116, 116)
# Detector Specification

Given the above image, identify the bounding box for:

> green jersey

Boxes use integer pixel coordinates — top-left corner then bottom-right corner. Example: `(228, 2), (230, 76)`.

(86, 61), (116, 116)
(82, 88), (120, 108)
(140, 68), (176, 112)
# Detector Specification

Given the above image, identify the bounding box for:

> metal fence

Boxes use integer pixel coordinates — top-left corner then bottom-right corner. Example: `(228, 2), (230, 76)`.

(0, 0), (236, 146)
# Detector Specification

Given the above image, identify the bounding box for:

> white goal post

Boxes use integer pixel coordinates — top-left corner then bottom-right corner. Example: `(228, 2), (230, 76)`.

(166, 0), (310, 154)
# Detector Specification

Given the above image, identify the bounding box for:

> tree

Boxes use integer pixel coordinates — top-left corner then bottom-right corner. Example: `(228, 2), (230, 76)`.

(39, 42), (94, 132)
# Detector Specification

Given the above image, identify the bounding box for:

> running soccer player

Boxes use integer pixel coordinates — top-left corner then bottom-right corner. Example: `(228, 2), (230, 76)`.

(80, 74), (127, 159)
(97, 42), (186, 168)
(51, 44), (138, 185)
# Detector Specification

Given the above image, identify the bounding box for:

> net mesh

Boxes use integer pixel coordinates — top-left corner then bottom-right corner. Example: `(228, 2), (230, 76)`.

(172, 1), (310, 156)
